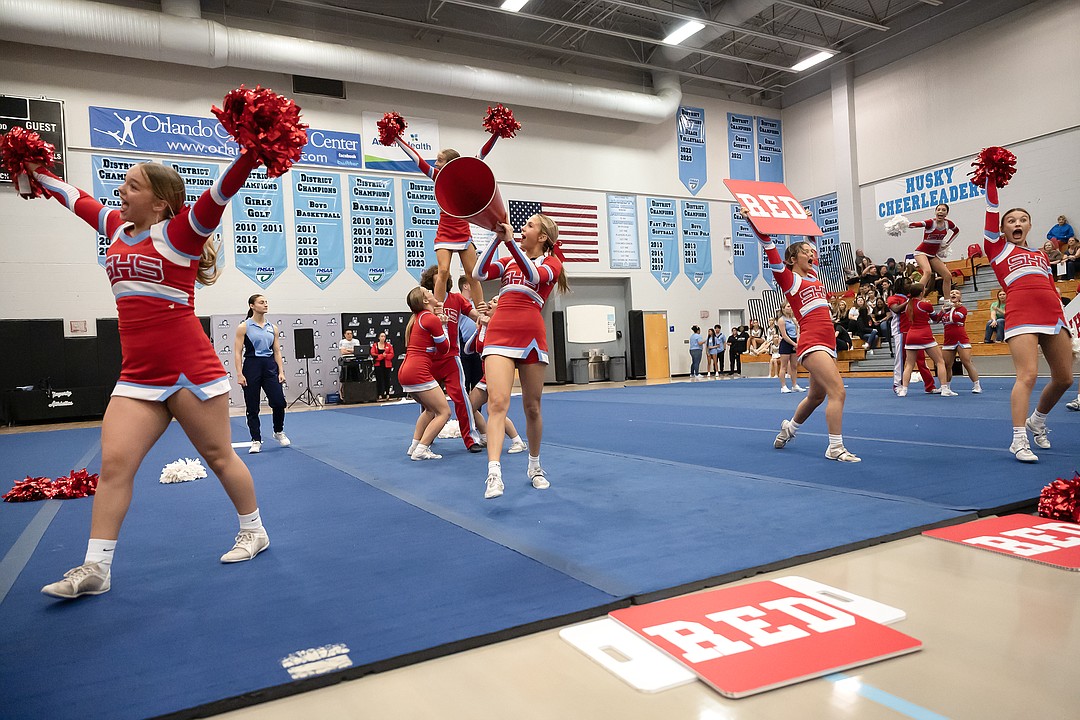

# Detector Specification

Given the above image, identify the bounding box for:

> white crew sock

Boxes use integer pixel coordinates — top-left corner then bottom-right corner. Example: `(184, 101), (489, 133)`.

(239, 508), (264, 532)
(85, 538), (116, 569)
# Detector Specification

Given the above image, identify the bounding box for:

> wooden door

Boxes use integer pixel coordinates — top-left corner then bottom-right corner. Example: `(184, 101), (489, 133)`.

(643, 311), (670, 380)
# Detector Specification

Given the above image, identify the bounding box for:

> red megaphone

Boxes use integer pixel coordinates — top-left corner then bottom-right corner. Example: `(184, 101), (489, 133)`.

(433, 156), (508, 232)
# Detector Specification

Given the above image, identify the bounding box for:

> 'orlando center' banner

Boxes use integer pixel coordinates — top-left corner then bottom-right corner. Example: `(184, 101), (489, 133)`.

(292, 171), (345, 289)
(231, 167), (287, 289)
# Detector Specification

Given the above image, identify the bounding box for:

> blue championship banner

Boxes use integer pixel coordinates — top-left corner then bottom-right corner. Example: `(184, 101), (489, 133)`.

(165, 159), (225, 286)
(677, 106), (707, 195)
(647, 197), (679, 289)
(402, 177), (437, 281)
(347, 174), (398, 290)
(808, 193), (841, 285)
(90, 155), (149, 266)
(756, 117), (784, 183)
(730, 204), (758, 289)
(231, 167), (287, 288)
(680, 200), (712, 289)
(606, 194), (640, 269)
(727, 113), (756, 181)
(291, 170), (345, 288)
(89, 106), (361, 169)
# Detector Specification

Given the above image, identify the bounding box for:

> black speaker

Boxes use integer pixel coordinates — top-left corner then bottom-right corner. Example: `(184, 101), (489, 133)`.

(340, 379), (377, 404)
(551, 310), (567, 383)
(627, 311), (647, 379)
(293, 328), (316, 360)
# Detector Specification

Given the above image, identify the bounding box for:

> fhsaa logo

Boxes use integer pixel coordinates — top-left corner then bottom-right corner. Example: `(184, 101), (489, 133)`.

(368, 268), (383, 284)
(661, 272), (672, 284)
(257, 266), (276, 284)
(316, 268), (333, 284)
(694, 272), (704, 284)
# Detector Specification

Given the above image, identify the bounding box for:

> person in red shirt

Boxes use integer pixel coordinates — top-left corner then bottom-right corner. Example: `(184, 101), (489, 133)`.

(886, 277), (937, 394)
(895, 283), (953, 397)
(370, 331), (395, 401)
(909, 204), (960, 302)
(939, 288), (982, 394)
(400, 287), (452, 460)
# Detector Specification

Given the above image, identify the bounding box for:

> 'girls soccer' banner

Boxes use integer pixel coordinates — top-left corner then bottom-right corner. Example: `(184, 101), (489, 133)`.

(90, 155), (148, 266)
(347, 174), (398, 290)
(677, 106), (707, 195)
(89, 106), (361, 169)
(756, 117), (783, 183)
(606, 194), (640, 269)
(291, 171), (345, 289)
(362, 113), (441, 172)
(873, 160), (986, 219)
(402, 178), (438, 281)
(680, 200), (712, 289)
(646, 197), (679, 289)
(730, 204), (758, 289)
(727, 113), (755, 181)
(231, 168), (287, 289)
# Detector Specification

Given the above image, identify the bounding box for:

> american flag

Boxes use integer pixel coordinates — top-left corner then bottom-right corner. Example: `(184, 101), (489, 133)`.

(508, 200), (600, 263)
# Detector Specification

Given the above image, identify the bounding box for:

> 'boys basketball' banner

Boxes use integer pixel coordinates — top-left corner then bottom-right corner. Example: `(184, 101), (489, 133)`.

(232, 167), (287, 289)
(680, 200), (712, 289)
(676, 106), (707, 195)
(291, 170), (345, 289)
(402, 178), (438, 281)
(646, 197), (679, 289)
(347, 174), (398, 290)
(727, 113), (755, 181)
(723, 179), (823, 237)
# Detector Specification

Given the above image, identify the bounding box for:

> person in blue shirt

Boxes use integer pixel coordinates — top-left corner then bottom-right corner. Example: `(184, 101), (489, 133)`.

(234, 294), (291, 454)
(688, 325), (704, 380)
(713, 324), (727, 373)
(1047, 215), (1076, 248)
(705, 327), (723, 377)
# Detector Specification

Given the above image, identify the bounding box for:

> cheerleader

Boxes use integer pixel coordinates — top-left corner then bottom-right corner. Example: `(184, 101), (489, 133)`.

(473, 214), (567, 498)
(462, 298), (528, 454)
(744, 213), (859, 462)
(980, 154), (1073, 462)
(896, 282), (954, 397)
(401, 287), (453, 460)
(940, 288), (982, 394)
(233, 294), (290, 453)
(909, 204), (960, 303)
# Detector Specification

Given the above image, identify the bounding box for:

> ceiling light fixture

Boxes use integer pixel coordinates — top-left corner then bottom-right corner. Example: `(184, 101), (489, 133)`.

(790, 51), (836, 72)
(500, 0), (530, 11)
(662, 20), (705, 46)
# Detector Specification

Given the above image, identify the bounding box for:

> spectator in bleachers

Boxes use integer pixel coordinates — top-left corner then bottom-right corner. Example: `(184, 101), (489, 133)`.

(767, 311), (783, 377)
(1041, 240), (1067, 280)
(852, 301), (880, 351)
(833, 298), (850, 328)
(855, 249), (875, 273)
(834, 321), (852, 352)
(1063, 236), (1080, 280)
(984, 289), (1007, 343)
(747, 318), (768, 354)
(883, 258), (900, 279)
(859, 263), (880, 285)
(872, 300), (892, 351)
(1047, 215), (1075, 248)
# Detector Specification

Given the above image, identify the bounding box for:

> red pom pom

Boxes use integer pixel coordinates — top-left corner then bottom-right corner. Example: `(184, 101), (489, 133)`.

(0, 126), (56, 198)
(51, 468), (100, 500)
(377, 112), (407, 146)
(212, 85), (308, 178)
(968, 146), (1017, 189)
(1038, 473), (1080, 523)
(483, 104), (521, 139)
(2, 476), (55, 502)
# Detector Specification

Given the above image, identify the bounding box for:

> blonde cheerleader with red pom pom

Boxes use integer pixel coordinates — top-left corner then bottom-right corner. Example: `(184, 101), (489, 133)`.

(377, 105), (521, 309)
(2, 86), (308, 599)
(975, 146), (1074, 463)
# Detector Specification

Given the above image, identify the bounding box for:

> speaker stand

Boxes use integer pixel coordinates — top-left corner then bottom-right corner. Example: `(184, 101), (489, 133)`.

(288, 357), (322, 408)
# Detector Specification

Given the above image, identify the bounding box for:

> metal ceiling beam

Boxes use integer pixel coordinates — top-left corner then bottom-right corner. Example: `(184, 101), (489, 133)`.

(770, 0), (890, 31)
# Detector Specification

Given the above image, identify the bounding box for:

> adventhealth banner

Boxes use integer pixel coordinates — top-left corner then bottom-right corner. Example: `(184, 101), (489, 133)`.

(402, 178), (437, 281)
(606, 194), (640, 269)
(347, 174), (398, 290)
(680, 200), (712, 289)
(291, 171), (345, 289)
(646, 197), (679, 289)
(231, 168), (287, 289)
(90, 155), (148, 266)
(873, 160), (986, 219)
(362, 113), (441, 172)
(676, 106), (707, 195)
(89, 106), (361, 169)
(727, 113), (755, 181)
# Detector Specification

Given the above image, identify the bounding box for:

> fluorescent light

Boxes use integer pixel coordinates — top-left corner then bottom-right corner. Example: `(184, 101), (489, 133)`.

(790, 51), (835, 72)
(663, 20), (705, 46)
(500, 0), (529, 11)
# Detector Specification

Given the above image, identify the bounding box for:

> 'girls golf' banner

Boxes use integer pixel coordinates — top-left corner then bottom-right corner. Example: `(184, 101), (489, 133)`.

(231, 167), (287, 288)
(607, 194), (640, 269)
(727, 113), (756, 181)
(647, 197), (679, 289)
(347, 174), (398, 290)
(756, 117), (783, 183)
(680, 200), (712, 289)
(402, 178), (438, 281)
(677, 106), (707, 195)
(362, 113), (441, 172)
(292, 171), (345, 289)
(91, 155), (148, 266)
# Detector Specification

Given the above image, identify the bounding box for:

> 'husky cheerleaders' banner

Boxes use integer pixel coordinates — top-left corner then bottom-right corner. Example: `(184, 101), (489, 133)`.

(231, 167), (287, 289)
(402, 178), (438, 281)
(347, 175), (398, 290)
(727, 113), (756, 181)
(873, 160), (986, 219)
(606, 194), (640, 269)
(91, 155), (148, 266)
(89, 106), (361, 169)
(680, 200), (712, 289)
(291, 171), (345, 289)
(647, 197), (679, 289)
(730, 204), (758, 289)
(677, 106), (707, 195)
(361, 113), (441, 173)
(756, 117), (783, 183)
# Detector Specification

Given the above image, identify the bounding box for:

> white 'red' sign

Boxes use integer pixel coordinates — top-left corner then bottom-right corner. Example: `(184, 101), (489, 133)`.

(924, 515), (1080, 570)
(610, 580), (921, 697)
(723, 179), (824, 236)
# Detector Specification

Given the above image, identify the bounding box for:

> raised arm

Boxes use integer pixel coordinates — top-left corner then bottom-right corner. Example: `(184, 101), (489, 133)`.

(171, 152), (259, 257)
(742, 210), (794, 292)
(477, 134), (498, 160)
(32, 167), (122, 238)
(501, 229), (542, 284)
(394, 137), (435, 180)
(983, 182), (1004, 257)
(474, 225), (510, 280)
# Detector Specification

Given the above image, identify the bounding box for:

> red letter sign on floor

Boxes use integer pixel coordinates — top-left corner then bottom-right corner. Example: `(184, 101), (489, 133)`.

(723, 179), (823, 237)
(923, 515), (1080, 570)
(610, 580), (921, 698)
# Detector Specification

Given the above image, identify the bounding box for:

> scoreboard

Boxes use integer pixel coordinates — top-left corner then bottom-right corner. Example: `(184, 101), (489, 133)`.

(0, 95), (67, 182)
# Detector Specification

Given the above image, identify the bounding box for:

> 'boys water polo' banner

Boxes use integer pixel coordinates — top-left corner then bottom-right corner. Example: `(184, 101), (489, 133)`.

(677, 106), (707, 195)
(607, 194), (640, 269)
(680, 200), (712, 289)
(291, 171), (345, 289)
(232, 167), (287, 289)
(90, 155), (149, 266)
(347, 174), (398, 290)
(873, 160), (986, 219)
(361, 113), (441, 173)
(402, 177), (438, 281)
(89, 106), (361, 169)
(647, 197), (679, 289)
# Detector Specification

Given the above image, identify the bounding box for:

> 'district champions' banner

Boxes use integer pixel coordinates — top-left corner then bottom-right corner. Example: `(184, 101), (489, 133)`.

(731, 204), (758, 289)
(291, 170), (345, 289)
(347, 174), (398, 290)
(680, 200), (712, 289)
(91, 155), (148, 266)
(677, 106), (707, 195)
(402, 177), (437, 281)
(165, 159), (224, 282)
(647, 197), (679, 289)
(231, 167), (287, 288)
